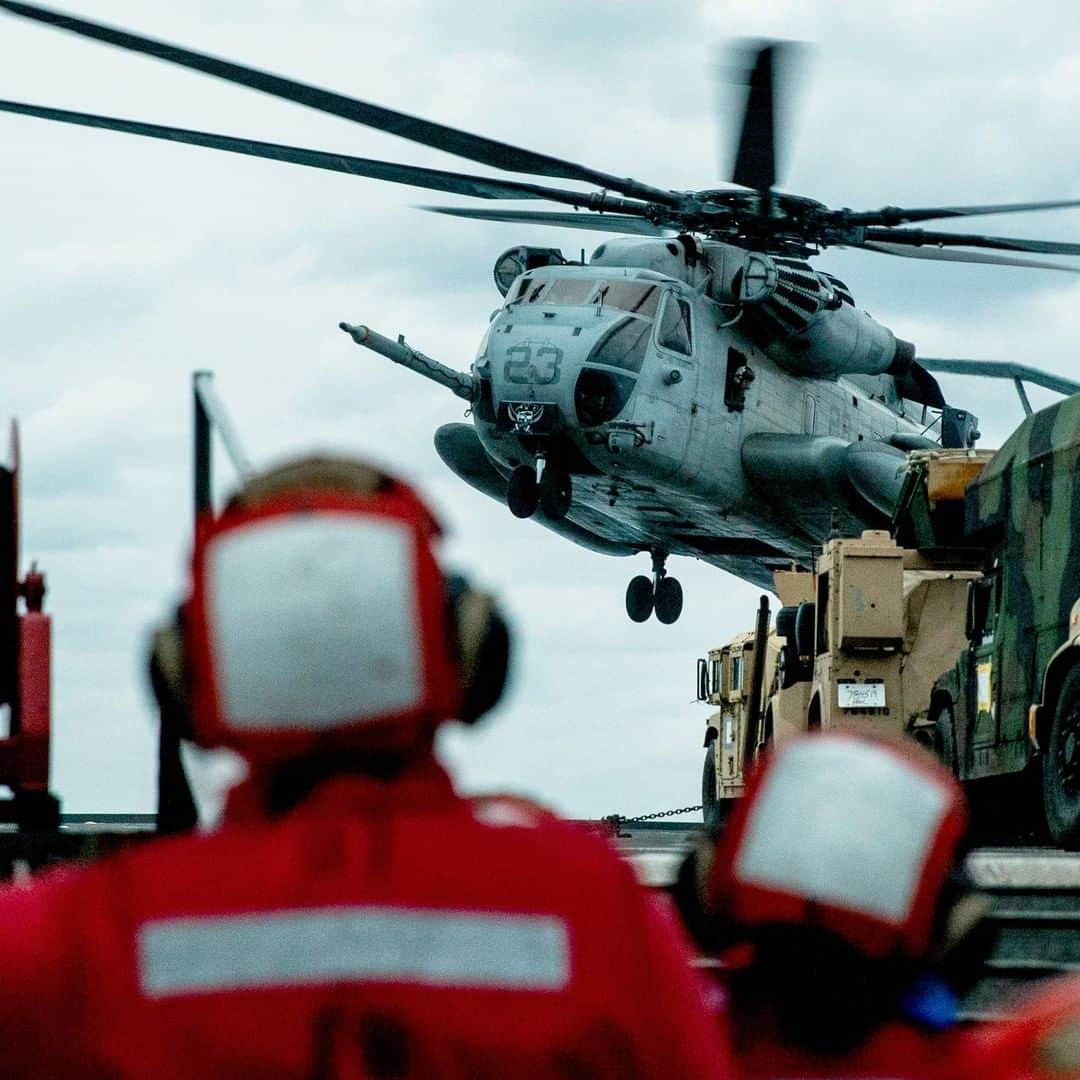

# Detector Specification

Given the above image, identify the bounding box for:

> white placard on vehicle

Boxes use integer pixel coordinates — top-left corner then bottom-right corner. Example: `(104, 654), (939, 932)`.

(837, 682), (886, 709)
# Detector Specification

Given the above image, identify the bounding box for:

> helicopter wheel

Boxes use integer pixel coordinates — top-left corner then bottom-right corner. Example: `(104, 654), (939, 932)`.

(538, 467), (572, 519)
(654, 576), (684, 624)
(625, 576), (654, 623)
(507, 465), (538, 519)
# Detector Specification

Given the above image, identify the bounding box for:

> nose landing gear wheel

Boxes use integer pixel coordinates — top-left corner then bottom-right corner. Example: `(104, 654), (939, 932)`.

(507, 465), (538, 519)
(654, 576), (683, 624)
(538, 468), (572, 520)
(625, 575), (654, 622)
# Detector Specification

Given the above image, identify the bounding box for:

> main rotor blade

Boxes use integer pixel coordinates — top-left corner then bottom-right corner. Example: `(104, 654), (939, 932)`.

(919, 358), (1080, 397)
(420, 206), (673, 237)
(0, 1), (681, 209)
(858, 239), (1080, 272)
(846, 197), (1080, 227)
(0, 98), (654, 210)
(728, 42), (778, 191)
(863, 226), (1080, 258)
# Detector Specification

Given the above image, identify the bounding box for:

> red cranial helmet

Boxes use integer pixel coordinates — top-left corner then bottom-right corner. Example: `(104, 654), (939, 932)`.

(174, 456), (501, 764)
(704, 734), (968, 960)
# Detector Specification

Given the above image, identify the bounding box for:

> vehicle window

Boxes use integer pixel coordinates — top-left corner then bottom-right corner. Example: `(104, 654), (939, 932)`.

(658, 296), (692, 355)
(710, 658), (721, 695)
(725, 347), (751, 412)
(588, 317), (651, 373)
(526, 281), (547, 303)
(508, 275), (532, 303)
(600, 282), (660, 317)
(732, 655), (744, 692)
(542, 279), (596, 306)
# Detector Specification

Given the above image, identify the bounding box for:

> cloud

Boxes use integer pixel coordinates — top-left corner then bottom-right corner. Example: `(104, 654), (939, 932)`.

(1, 0), (1079, 818)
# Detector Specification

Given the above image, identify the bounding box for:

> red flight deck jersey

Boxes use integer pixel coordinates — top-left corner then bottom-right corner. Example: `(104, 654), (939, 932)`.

(953, 976), (1080, 1079)
(0, 760), (732, 1078)
(726, 1018), (965, 1080)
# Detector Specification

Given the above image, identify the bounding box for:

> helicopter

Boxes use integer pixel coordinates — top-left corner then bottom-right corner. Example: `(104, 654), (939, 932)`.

(4, 5), (1080, 626)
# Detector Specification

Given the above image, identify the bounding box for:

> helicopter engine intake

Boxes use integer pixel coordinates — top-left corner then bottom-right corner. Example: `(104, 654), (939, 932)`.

(492, 246), (569, 296)
(724, 252), (913, 380)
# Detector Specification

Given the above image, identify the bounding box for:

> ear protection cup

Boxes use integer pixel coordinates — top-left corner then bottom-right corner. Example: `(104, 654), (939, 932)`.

(444, 572), (510, 724)
(148, 608), (194, 742)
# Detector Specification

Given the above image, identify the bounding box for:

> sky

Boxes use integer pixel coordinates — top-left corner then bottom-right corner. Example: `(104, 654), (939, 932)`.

(2, 0), (1080, 818)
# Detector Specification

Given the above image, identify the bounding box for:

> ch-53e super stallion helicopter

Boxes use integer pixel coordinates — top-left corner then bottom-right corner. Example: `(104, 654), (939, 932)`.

(4, 5), (1080, 625)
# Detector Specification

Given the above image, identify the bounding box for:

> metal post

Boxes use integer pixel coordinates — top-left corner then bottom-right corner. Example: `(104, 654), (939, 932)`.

(193, 370), (213, 522)
(741, 595), (772, 776)
(156, 375), (214, 836)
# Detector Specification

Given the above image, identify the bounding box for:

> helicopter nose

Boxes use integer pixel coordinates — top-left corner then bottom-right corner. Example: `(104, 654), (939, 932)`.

(485, 323), (576, 407)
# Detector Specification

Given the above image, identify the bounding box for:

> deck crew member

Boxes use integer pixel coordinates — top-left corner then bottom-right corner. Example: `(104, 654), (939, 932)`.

(673, 733), (994, 1079)
(0, 455), (731, 1078)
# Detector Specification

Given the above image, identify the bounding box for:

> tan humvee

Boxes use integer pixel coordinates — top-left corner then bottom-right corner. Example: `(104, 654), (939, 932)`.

(696, 450), (989, 828)
(804, 529), (981, 743)
(699, 630), (779, 806)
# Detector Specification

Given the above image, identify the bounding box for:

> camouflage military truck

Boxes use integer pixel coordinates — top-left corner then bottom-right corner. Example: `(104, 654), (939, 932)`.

(928, 394), (1080, 848)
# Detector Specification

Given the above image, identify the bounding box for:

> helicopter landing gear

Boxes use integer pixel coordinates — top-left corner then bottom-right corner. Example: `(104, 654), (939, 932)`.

(538, 466), (572, 520)
(655, 576), (683, 624)
(508, 458), (573, 520)
(625, 549), (683, 624)
(507, 465), (538, 518)
(626, 576), (654, 622)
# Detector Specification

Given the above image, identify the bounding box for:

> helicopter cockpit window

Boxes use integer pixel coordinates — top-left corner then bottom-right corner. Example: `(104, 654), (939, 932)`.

(508, 275), (533, 303)
(602, 282), (660, 318)
(574, 369), (636, 427)
(588, 317), (651, 373)
(541, 278), (595, 306)
(525, 281), (548, 303)
(658, 296), (692, 355)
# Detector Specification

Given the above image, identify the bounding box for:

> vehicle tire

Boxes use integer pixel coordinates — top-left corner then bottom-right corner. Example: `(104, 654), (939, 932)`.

(702, 742), (721, 830)
(776, 606), (798, 689)
(13, 790), (60, 830)
(1043, 664), (1080, 850)
(794, 601), (815, 661)
(625, 576), (654, 622)
(538, 468), (572, 519)
(507, 465), (538, 519)
(654, 576), (683, 624)
(775, 606), (797, 642)
(932, 699), (958, 774)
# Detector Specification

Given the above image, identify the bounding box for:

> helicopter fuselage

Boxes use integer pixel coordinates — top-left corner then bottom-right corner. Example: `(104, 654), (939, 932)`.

(461, 256), (927, 588)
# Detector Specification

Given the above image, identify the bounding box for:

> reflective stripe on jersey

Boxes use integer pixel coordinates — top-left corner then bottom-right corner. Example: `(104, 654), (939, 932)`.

(138, 907), (570, 998)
